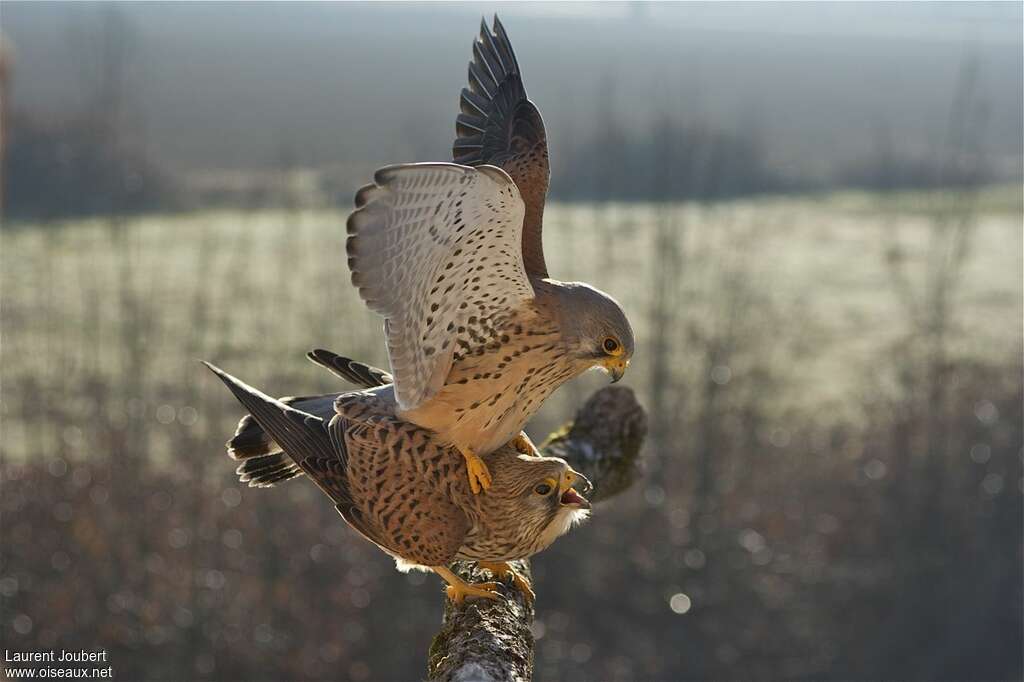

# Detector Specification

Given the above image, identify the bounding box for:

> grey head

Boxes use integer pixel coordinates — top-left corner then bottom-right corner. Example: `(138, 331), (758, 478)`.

(550, 281), (635, 382)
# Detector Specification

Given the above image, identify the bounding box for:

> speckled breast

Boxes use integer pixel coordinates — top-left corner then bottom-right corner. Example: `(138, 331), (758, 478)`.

(401, 306), (577, 454)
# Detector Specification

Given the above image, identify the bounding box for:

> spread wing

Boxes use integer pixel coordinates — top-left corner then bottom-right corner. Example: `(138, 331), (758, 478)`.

(347, 162), (534, 411)
(454, 15), (550, 277)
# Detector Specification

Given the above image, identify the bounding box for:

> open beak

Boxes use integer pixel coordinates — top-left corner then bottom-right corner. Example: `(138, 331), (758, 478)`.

(602, 357), (630, 383)
(559, 468), (592, 510)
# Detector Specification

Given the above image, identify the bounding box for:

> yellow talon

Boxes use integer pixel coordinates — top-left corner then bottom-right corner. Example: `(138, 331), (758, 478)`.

(433, 566), (502, 605)
(509, 433), (539, 457)
(459, 446), (492, 494)
(445, 581), (502, 605)
(479, 561), (535, 605)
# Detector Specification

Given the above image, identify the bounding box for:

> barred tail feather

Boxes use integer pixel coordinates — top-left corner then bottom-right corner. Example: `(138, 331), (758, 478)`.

(235, 453), (304, 487)
(204, 362), (352, 506)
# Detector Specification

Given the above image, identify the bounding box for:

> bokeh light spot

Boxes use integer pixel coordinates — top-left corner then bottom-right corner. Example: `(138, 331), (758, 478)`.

(669, 593), (692, 614)
(13, 614), (33, 634)
(969, 443), (991, 463)
(974, 400), (998, 425)
(221, 488), (241, 507)
(156, 404), (176, 424)
(864, 459), (887, 480)
(178, 405), (199, 425)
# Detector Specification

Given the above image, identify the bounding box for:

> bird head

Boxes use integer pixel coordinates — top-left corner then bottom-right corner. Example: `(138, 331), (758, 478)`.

(483, 453), (592, 553)
(555, 282), (635, 383)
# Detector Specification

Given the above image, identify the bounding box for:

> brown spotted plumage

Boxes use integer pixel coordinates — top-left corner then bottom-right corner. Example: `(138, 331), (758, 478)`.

(346, 16), (635, 494)
(206, 361), (591, 604)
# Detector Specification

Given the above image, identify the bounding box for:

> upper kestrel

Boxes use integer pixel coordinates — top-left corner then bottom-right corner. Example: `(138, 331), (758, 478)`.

(347, 16), (635, 493)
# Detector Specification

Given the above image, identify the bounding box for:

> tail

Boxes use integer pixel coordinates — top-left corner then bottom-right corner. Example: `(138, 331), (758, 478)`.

(204, 362), (352, 506)
(307, 348), (393, 387)
(221, 350), (389, 488)
(227, 393), (341, 486)
(233, 449), (303, 487)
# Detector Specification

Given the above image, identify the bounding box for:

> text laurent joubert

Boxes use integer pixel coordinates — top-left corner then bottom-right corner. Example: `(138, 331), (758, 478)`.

(5, 649), (109, 663)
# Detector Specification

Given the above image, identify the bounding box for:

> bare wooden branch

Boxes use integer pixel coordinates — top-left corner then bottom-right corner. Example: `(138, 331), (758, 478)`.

(427, 386), (648, 682)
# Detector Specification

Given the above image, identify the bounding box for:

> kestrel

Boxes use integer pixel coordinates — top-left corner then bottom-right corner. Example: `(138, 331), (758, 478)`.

(205, 361), (591, 604)
(347, 16), (635, 494)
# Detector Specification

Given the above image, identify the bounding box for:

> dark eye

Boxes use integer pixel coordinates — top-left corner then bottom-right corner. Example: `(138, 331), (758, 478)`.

(603, 337), (620, 354)
(534, 483), (552, 496)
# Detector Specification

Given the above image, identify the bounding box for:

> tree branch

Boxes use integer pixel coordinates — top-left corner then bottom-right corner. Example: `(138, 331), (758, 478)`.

(427, 386), (648, 682)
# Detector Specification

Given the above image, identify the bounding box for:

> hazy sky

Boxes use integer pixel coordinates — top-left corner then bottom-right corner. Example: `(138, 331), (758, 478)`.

(4, 2), (1021, 179)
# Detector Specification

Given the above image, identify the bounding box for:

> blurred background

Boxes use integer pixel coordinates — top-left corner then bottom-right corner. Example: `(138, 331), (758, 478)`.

(1, 2), (1021, 680)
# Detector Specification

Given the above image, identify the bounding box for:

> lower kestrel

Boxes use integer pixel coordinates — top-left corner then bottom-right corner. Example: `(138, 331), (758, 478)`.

(206, 360), (591, 604)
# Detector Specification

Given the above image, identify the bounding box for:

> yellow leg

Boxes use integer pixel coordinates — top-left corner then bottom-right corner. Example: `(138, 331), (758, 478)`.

(479, 561), (535, 605)
(509, 432), (539, 457)
(433, 566), (501, 605)
(458, 445), (492, 494)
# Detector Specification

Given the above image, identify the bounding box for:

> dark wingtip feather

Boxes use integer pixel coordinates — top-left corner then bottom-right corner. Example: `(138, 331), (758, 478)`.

(467, 61), (496, 99)
(453, 15), (534, 167)
(453, 140), (484, 152)
(456, 113), (487, 135)
(306, 348), (392, 389)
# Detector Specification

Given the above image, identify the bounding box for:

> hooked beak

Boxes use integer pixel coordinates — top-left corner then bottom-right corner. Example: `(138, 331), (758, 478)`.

(601, 357), (630, 383)
(559, 468), (593, 510)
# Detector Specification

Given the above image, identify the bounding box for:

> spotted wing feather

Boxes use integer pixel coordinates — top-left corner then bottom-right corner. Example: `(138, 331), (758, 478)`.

(346, 162), (533, 411)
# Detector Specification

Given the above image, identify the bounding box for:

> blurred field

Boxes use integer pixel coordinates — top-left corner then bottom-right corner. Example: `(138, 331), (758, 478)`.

(2, 188), (1021, 449)
(1, 189), (1022, 680)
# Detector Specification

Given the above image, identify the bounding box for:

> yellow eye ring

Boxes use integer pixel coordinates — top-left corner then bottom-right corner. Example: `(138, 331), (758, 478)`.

(602, 337), (623, 356)
(534, 478), (557, 495)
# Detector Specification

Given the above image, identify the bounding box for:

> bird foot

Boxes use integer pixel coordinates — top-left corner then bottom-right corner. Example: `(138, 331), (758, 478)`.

(509, 433), (539, 457)
(459, 447), (492, 494)
(433, 566), (502, 605)
(479, 561), (535, 605)
(445, 580), (502, 605)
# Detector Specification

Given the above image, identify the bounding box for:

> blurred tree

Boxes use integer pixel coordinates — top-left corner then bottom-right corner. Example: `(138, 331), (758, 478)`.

(3, 6), (171, 221)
